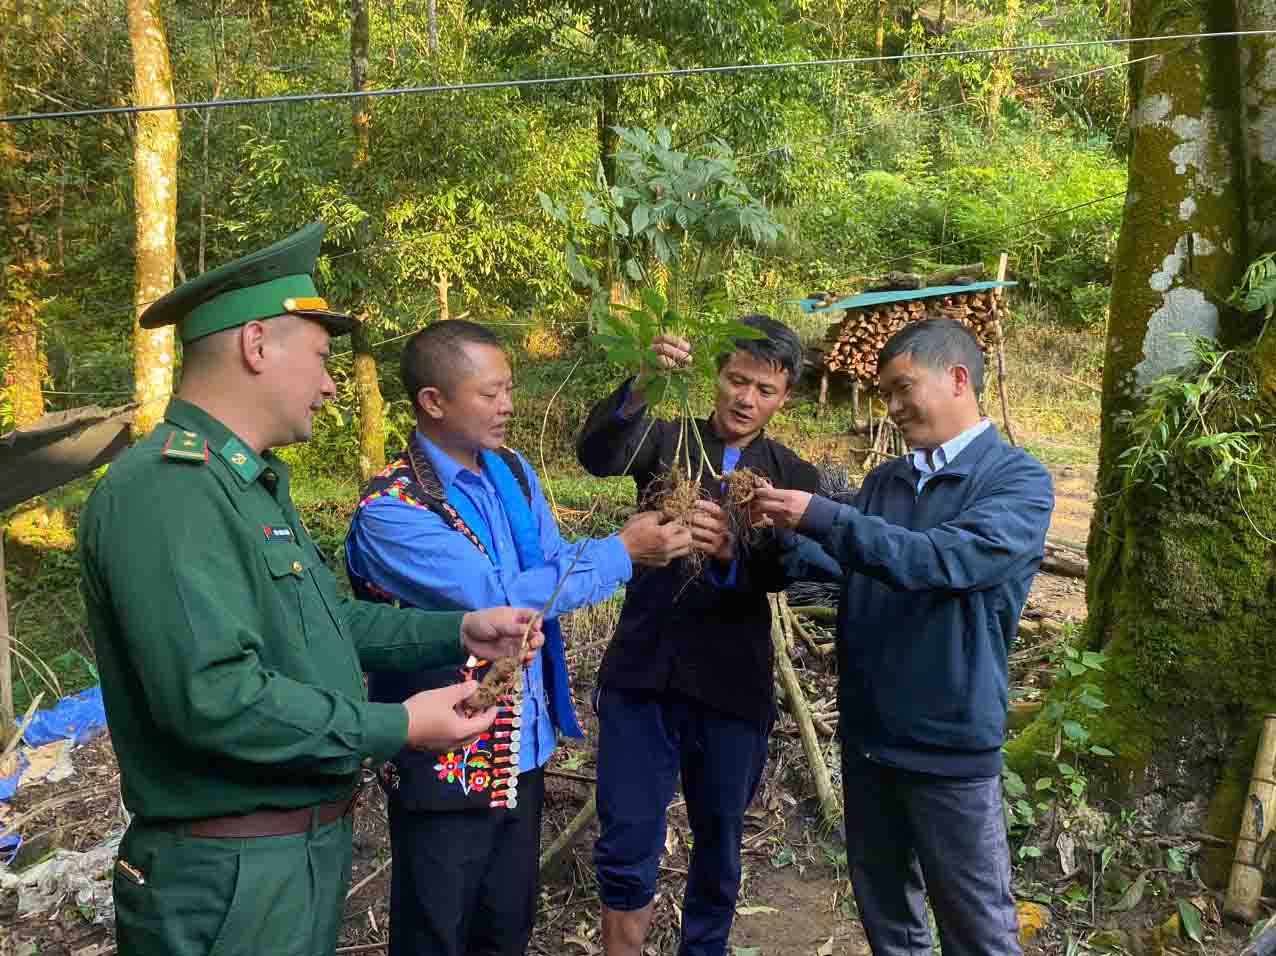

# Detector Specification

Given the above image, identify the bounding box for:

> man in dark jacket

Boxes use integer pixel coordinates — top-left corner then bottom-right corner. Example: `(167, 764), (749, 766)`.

(753, 318), (1054, 956)
(577, 315), (836, 956)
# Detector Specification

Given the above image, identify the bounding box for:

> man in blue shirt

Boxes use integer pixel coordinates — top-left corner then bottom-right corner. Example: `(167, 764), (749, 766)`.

(754, 319), (1054, 956)
(345, 320), (692, 956)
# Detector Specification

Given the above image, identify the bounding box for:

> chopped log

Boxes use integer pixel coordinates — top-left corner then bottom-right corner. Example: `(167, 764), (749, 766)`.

(770, 595), (841, 832)
(1041, 543), (1087, 579)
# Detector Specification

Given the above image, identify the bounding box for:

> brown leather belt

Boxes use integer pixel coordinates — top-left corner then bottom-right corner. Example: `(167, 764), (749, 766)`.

(147, 794), (357, 839)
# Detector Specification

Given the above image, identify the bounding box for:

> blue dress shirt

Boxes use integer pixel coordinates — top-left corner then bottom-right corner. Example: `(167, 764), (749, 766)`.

(346, 434), (633, 771)
(909, 419), (992, 493)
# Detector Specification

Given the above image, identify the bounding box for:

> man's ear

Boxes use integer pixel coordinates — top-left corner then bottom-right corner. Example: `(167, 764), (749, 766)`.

(417, 386), (446, 420)
(775, 381), (792, 410)
(950, 364), (971, 397)
(240, 321), (269, 373)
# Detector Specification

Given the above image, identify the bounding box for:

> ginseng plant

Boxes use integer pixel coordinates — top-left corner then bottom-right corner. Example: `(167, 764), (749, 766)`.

(466, 126), (784, 711)
(596, 287), (770, 564)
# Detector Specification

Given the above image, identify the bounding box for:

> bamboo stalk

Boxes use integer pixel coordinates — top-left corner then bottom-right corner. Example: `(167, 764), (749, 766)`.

(1225, 714), (1276, 922)
(769, 595), (840, 832)
(0, 531), (12, 741)
(540, 790), (597, 871)
(788, 605), (838, 623)
(993, 253), (1018, 446)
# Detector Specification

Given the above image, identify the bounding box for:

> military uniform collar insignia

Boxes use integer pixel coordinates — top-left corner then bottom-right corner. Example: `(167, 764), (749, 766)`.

(218, 436), (266, 484)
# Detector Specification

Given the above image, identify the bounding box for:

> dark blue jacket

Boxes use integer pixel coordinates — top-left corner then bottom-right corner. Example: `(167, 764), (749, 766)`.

(798, 425), (1053, 777)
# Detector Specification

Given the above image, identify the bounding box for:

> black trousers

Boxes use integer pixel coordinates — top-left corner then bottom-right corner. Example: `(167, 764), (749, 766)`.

(842, 753), (1021, 956)
(387, 768), (545, 956)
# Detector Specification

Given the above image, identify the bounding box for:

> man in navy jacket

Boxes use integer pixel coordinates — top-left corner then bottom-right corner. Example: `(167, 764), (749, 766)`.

(754, 319), (1053, 956)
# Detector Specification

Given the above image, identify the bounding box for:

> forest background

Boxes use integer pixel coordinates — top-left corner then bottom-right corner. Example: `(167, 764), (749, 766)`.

(3, 0), (1232, 952)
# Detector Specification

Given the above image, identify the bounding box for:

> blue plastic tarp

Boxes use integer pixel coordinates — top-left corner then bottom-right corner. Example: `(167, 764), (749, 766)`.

(1, 686), (109, 867)
(21, 686), (107, 748)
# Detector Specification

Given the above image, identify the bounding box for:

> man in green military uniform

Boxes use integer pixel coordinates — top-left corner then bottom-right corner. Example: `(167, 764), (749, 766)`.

(79, 223), (541, 956)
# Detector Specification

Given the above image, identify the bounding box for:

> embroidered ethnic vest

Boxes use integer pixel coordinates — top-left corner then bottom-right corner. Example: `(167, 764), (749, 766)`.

(350, 444), (532, 813)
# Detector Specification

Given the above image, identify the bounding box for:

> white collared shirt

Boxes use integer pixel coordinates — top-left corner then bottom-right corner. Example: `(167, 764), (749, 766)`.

(909, 419), (992, 493)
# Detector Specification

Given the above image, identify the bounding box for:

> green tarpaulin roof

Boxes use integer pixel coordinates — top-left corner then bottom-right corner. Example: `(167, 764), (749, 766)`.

(793, 280), (1018, 315)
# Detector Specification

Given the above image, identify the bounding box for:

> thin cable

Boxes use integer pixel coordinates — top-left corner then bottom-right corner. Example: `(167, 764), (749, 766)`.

(737, 50), (1163, 162)
(818, 189), (1127, 291)
(3, 29), (1270, 125)
(33, 54), (1150, 332)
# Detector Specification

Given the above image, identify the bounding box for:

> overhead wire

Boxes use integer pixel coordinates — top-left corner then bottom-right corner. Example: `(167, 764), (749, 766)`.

(39, 49), (1149, 334)
(2, 29), (1271, 125)
(735, 50), (1165, 162)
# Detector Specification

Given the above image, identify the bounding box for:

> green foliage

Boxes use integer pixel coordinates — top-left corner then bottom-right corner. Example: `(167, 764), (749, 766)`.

(595, 287), (765, 410)
(9, 0), (1130, 432)
(1005, 634), (1114, 854)
(1117, 337), (1272, 497)
(540, 125), (784, 322)
(1230, 251), (1276, 341)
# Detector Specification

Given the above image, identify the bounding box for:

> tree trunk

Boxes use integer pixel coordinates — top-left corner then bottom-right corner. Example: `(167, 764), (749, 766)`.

(937, 0), (946, 33)
(128, 0), (178, 438)
(1006, 0), (1276, 890)
(0, 13), (46, 430)
(436, 270), (450, 322)
(349, 0), (384, 483)
(874, 0), (887, 69)
(351, 321), (385, 482)
(597, 77), (626, 306)
(427, 0), (439, 57)
(985, 0), (1020, 132)
(350, 0), (370, 169)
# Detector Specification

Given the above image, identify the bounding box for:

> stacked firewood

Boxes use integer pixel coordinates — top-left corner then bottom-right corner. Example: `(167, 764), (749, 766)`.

(821, 289), (1001, 382)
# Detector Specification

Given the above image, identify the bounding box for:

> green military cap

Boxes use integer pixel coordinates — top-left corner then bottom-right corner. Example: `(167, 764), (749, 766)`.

(140, 223), (358, 343)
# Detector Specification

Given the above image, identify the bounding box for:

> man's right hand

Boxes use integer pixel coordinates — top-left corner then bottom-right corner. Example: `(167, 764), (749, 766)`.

(623, 334), (693, 416)
(402, 681), (497, 752)
(618, 510), (694, 567)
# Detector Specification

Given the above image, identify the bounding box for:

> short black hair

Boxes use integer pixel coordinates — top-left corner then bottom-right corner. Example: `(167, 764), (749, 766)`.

(401, 319), (503, 407)
(717, 313), (804, 388)
(878, 318), (985, 395)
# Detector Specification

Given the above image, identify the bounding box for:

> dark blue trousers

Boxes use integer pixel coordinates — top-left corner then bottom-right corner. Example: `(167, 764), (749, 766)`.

(842, 752), (1021, 956)
(594, 687), (771, 956)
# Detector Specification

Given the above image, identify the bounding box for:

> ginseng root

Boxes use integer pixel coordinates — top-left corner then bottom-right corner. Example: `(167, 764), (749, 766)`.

(462, 655), (521, 715)
(723, 467), (767, 543)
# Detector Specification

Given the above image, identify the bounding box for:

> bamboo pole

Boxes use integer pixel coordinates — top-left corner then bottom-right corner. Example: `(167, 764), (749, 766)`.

(1225, 714), (1276, 922)
(993, 252), (1018, 446)
(0, 530), (12, 743)
(769, 595), (841, 832)
(540, 790), (597, 872)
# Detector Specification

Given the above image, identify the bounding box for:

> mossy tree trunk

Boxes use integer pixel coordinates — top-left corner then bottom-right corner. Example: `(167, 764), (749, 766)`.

(1007, 0), (1276, 889)
(128, 0), (178, 439)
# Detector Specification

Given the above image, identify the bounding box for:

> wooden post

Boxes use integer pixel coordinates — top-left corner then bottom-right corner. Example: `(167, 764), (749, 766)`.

(1225, 714), (1276, 923)
(993, 252), (1018, 446)
(850, 379), (860, 431)
(0, 529), (12, 743)
(818, 370), (829, 409)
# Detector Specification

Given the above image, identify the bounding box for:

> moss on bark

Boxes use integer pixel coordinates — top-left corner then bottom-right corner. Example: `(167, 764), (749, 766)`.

(1007, 3), (1276, 891)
